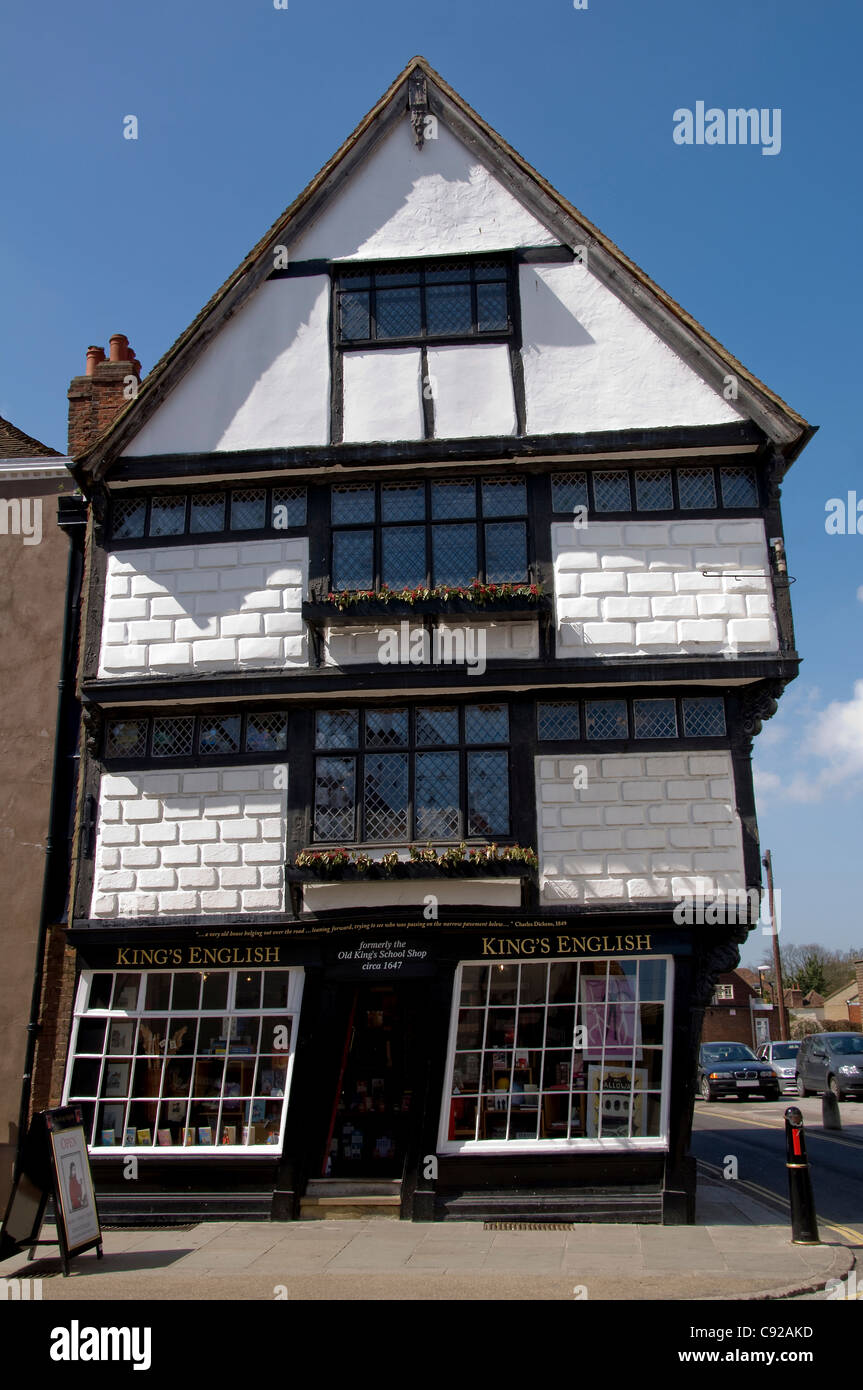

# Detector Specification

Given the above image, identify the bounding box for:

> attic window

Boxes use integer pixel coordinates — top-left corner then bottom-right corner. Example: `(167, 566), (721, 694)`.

(336, 257), (511, 346)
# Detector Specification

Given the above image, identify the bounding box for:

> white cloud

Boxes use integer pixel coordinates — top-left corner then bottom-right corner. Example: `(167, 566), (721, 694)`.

(857, 585), (863, 603)
(758, 681), (863, 804)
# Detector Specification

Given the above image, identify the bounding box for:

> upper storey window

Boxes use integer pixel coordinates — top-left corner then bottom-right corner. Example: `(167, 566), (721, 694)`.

(336, 257), (512, 347)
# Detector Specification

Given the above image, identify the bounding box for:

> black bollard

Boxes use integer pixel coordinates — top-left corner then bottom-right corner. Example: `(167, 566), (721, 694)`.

(822, 1089), (842, 1131)
(784, 1107), (820, 1244)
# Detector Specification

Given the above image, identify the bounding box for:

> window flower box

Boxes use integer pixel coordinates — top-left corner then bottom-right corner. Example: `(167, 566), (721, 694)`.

(287, 844), (538, 882)
(302, 582), (547, 626)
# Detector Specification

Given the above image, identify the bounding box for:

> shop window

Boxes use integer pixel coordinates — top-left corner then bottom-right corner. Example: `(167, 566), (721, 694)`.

(64, 969), (303, 1152)
(313, 704), (510, 844)
(442, 957), (670, 1149)
(329, 476), (529, 592)
(336, 257), (511, 346)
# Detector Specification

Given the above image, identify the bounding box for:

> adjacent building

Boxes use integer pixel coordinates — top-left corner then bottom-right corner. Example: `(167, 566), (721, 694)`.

(48, 58), (813, 1224)
(700, 969), (776, 1050)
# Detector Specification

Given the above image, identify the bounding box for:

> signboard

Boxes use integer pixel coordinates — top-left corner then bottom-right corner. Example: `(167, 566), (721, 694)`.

(326, 939), (436, 980)
(0, 1107), (102, 1275)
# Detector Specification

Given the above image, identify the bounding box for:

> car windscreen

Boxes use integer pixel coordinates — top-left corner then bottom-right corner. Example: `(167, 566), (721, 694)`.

(701, 1045), (757, 1063)
(771, 1043), (800, 1059)
(828, 1036), (863, 1055)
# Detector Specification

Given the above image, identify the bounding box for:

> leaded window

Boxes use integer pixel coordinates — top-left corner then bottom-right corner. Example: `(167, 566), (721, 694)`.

(632, 699), (678, 739)
(681, 697), (727, 737)
(104, 711), (289, 762)
(330, 477), (529, 591)
(548, 463), (760, 514)
(537, 696), (727, 743)
(336, 258), (511, 346)
(719, 467), (759, 508)
(585, 700), (629, 740)
(110, 486), (308, 543)
(312, 704), (511, 843)
(537, 703), (581, 742)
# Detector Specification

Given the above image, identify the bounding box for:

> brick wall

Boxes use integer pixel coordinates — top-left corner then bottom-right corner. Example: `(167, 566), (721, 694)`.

(536, 751), (744, 904)
(91, 765), (288, 917)
(98, 537), (308, 677)
(552, 518), (777, 656)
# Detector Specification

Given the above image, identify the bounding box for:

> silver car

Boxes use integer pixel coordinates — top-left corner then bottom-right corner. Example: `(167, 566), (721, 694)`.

(757, 1039), (801, 1093)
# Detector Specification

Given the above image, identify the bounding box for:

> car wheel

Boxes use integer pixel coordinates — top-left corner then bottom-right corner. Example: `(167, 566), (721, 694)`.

(797, 1074), (810, 1097)
(828, 1075), (843, 1103)
(699, 1076), (712, 1101)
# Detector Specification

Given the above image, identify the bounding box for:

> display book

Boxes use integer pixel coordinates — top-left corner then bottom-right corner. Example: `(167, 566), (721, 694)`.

(450, 1054), (586, 1139)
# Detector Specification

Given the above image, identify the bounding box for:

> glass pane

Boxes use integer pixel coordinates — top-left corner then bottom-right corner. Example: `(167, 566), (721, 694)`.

(634, 469), (673, 510)
(476, 281), (508, 331)
(365, 709), (408, 747)
(548, 964), (579, 1004)
(88, 975), (113, 1010)
(482, 477), (525, 517)
(105, 720), (148, 759)
(314, 757), (356, 840)
(338, 269), (371, 289)
(456, 1011), (485, 1050)
(519, 965), (549, 1005)
(152, 717), (194, 758)
(76, 1019), (107, 1053)
(260, 1016), (292, 1052)
(682, 698), (726, 737)
(190, 494), (226, 533)
(340, 290), (370, 340)
(149, 496), (186, 537)
(474, 259), (507, 281)
(720, 467), (758, 508)
(235, 972), (262, 1009)
(415, 751), (460, 838)
(230, 490), (266, 531)
(431, 481), (476, 520)
(415, 706), (458, 745)
(315, 710), (359, 748)
(97, 1103), (127, 1145)
(332, 530), (373, 590)
(593, 472), (631, 511)
(375, 287), (421, 338)
(537, 703), (580, 741)
(245, 713), (288, 752)
(172, 974), (201, 1011)
(432, 524), (477, 586)
(677, 467), (716, 509)
(465, 705), (508, 744)
(272, 487), (307, 528)
(633, 699), (677, 738)
(201, 973), (228, 1011)
(199, 716), (241, 755)
(381, 484), (425, 522)
(426, 283), (472, 335)
(375, 268), (420, 287)
(70, 1059), (101, 1096)
(332, 486), (375, 525)
(381, 525), (426, 589)
(113, 497), (146, 540)
(166, 1019), (197, 1054)
(112, 974), (140, 1010)
(584, 700), (628, 739)
(363, 753), (408, 839)
(424, 262), (471, 283)
(551, 472), (588, 513)
(262, 972), (291, 1010)
(144, 975), (171, 1012)
(638, 959), (667, 1001)
(485, 521), (527, 582)
(468, 751), (509, 835)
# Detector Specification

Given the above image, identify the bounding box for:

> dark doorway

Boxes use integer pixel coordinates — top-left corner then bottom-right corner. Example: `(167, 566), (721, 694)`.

(322, 984), (421, 1179)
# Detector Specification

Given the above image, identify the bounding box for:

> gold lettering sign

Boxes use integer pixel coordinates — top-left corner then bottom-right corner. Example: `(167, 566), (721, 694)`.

(482, 934), (652, 957)
(113, 945), (281, 968)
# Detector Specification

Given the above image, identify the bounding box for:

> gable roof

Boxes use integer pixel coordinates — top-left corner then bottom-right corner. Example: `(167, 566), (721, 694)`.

(72, 56), (814, 485)
(0, 415), (62, 459)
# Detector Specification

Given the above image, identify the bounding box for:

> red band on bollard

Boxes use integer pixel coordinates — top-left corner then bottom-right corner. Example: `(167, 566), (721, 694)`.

(792, 1128), (802, 1157)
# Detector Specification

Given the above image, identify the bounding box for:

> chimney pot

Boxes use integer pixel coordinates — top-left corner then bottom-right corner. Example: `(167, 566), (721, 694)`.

(109, 333), (130, 362)
(86, 345), (106, 375)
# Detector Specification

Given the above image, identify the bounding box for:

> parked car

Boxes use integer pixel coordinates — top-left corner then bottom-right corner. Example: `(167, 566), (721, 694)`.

(796, 1032), (863, 1100)
(697, 1043), (780, 1102)
(756, 1039), (801, 1093)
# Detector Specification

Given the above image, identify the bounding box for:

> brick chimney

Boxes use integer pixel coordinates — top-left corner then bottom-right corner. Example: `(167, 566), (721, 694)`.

(67, 334), (142, 457)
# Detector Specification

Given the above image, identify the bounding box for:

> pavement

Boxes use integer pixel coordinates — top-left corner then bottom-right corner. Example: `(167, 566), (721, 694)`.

(0, 1174), (857, 1300)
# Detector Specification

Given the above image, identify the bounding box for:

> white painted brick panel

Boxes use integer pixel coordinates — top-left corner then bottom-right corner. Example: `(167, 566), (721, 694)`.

(99, 538), (309, 678)
(553, 518), (778, 658)
(90, 764), (288, 917)
(536, 752), (745, 905)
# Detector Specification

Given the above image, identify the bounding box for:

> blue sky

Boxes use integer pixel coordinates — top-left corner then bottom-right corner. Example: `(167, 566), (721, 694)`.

(2, 0), (860, 961)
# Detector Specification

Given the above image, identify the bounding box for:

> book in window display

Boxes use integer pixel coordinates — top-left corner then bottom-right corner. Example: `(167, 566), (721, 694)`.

(103, 1063), (130, 1098)
(581, 975), (641, 1061)
(586, 1066), (648, 1138)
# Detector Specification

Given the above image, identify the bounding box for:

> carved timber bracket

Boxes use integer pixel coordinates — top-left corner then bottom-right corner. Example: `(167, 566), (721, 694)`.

(82, 706), (104, 760)
(408, 72), (429, 149)
(739, 680), (784, 749)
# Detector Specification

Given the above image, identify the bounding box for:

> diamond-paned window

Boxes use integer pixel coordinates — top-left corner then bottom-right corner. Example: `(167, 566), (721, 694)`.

(467, 751), (510, 836)
(465, 705), (509, 745)
(682, 697), (726, 737)
(485, 521), (527, 582)
(416, 707), (458, 746)
(634, 469), (673, 511)
(314, 757), (356, 840)
(593, 472), (632, 512)
(151, 717), (195, 758)
(677, 468), (717, 510)
(431, 481), (476, 520)
(272, 487), (307, 529)
(585, 700), (629, 740)
(336, 257), (510, 345)
(245, 713), (288, 752)
(381, 526), (426, 589)
(381, 484), (425, 523)
(315, 710), (359, 749)
(550, 472), (588, 514)
(537, 703), (580, 741)
(482, 477), (526, 517)
(365, 709), (409, 747)
(720, 467), (758, 508)
(230, 490), (266, 531)
(332, 486), (375, 525)
(332, 531), (374, 590)
(112, 498), (146, 540)
(416, 752), (460, 838)
(190, 494), (226, 533)
(149, 495), (186, 537)
(105, 719), (148, 759)
(633, 699), (678, 739)
(198, 716), (242, 755)
(363, 753), (409, 839)
(431, 524), (477, 587)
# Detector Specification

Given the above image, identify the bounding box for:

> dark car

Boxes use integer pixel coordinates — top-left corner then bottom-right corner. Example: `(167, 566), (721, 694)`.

(796, 1032), (863, 1100)
(697, 1042), (780, 1102)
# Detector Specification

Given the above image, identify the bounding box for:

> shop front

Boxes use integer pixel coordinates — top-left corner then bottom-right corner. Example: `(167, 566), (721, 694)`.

(62, 919), (714, 1224)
